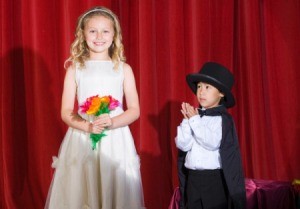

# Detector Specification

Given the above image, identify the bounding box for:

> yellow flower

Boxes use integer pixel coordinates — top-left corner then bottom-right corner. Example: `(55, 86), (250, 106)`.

(100, 96), (110, 104)
(293, 179), (300, 185)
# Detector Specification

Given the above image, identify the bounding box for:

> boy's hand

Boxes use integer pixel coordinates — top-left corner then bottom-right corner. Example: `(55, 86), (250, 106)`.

(181, 102), (198, 119)
(181, 102), (188, 119)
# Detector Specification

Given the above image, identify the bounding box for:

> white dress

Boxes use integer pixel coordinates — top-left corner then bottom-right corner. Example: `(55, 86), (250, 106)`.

(45, 61), (145, 209)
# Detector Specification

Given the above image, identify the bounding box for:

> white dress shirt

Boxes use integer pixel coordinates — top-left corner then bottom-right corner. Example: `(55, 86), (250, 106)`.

(175, 114), (222, 170)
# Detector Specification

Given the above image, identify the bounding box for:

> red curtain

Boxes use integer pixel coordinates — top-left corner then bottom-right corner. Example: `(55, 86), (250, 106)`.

(1, 0), (300, 208)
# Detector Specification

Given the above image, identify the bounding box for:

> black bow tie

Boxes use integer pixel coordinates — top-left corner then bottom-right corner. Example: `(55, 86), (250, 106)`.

(198, 105), (227, 117)
(198, 109), (207, 117)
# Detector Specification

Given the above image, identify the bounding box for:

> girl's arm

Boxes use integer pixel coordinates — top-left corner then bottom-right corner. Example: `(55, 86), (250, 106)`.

(60, 66), (104, 134)
(107, 63), (140, 129)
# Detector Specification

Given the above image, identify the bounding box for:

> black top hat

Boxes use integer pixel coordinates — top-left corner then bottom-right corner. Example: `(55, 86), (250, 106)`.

(186, 62), (235, 108)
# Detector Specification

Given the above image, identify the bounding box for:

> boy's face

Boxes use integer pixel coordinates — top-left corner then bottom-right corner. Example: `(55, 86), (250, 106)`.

(196, 82), (224, 109)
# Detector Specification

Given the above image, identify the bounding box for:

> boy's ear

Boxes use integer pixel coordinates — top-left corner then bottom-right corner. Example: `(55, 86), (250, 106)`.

(220, 92), (225, 98)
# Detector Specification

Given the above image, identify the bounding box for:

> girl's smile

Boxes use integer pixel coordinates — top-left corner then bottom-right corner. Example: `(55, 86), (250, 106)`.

(93, 41), (105, 46)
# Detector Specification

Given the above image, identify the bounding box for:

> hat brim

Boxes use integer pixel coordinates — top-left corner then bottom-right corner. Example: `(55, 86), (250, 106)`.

(186, 74), (235, 108)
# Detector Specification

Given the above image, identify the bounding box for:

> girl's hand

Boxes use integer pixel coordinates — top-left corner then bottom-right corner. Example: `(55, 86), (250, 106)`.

(94, 114), (113, 129)
(88, 122), (105, 134)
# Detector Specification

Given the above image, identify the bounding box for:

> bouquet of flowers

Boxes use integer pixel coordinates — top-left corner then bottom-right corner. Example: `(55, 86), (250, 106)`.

(80, 95), (120, 150)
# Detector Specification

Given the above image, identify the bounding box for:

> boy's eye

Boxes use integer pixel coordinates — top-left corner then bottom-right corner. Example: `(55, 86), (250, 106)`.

(205, 85), (210, 89)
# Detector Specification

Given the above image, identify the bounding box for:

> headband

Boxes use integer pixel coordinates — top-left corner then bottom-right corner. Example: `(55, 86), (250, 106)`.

(81, 8), (115, 20)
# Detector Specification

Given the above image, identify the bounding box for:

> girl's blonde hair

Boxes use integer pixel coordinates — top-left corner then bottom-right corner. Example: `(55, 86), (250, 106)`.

(65, 6), (126, 69)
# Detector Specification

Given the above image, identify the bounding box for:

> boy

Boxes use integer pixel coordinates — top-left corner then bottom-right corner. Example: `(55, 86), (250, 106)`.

(176, 62), (246, 209)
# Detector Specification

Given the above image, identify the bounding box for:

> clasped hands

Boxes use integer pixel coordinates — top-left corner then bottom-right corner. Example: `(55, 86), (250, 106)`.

(181, 102), (198, 119)
(89, 113), (112, 134)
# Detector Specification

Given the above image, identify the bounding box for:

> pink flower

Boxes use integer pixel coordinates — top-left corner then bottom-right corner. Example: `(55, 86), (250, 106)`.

(80, 100), (91, 113)
(108, 95), (120, 110)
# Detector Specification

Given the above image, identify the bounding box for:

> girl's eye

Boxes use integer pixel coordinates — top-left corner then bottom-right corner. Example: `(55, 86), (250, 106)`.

(103, 30), (110, 33)
(90, 30), (96, 33)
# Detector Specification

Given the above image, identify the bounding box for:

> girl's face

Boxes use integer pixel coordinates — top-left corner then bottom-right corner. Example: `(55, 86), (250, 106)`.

(196, 82), (224, 109)
(84, 15), (115, 60)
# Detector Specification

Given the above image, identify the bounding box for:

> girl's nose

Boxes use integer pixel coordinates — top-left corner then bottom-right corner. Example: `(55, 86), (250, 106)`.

(96, 32), (102, 39)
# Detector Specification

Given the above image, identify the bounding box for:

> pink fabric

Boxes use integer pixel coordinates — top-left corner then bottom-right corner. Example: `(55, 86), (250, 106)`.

(245, 179), (258, 209)
(168, 187), (181, 209)
(253, 179), (296, 209)
(169, 179), (296, 209)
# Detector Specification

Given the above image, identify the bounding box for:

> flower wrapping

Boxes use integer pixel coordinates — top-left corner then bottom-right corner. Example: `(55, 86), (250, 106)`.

(80, 95), (120, 149)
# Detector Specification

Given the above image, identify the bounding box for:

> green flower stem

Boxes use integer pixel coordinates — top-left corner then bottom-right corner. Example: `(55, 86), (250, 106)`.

(90, 131), (107, 150)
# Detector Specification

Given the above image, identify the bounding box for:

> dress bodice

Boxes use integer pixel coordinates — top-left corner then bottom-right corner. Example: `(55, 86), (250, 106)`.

(75, 61), (124, 117)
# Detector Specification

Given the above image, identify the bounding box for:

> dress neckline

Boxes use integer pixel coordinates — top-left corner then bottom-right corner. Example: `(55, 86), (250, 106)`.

(86, 60), (112, 63)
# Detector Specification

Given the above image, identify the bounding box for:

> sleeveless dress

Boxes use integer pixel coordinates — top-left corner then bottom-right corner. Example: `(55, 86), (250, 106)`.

(45, 61), (145, 209)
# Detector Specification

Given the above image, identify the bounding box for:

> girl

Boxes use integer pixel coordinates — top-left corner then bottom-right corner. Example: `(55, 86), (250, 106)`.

(45, 7), (145, 209)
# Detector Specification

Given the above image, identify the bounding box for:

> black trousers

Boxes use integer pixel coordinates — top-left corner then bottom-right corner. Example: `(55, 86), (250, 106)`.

(187, 169), (228, 209)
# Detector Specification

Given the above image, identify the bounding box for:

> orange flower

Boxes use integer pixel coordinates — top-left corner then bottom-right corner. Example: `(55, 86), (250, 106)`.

(87, 97), (101, 114)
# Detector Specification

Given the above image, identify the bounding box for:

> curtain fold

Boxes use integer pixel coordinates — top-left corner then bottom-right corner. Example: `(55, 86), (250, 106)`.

(1, 0), (300, 208)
